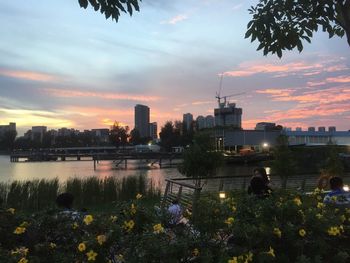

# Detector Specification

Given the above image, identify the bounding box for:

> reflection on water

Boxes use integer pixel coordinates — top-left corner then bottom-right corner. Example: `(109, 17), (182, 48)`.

(0, 155), (261, 190)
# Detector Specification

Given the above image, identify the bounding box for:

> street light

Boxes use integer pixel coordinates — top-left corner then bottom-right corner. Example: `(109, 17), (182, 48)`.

(219, 191), (226, 199)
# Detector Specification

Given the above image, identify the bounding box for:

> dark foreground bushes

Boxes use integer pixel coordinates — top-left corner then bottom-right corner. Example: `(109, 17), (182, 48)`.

(1, 189), (350, 262)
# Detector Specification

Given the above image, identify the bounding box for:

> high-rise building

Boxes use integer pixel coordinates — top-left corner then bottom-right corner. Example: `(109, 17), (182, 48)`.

(318, 127), (326, 132)
(183, 113), (193, 131)
(149, 122), (158, 140)
(196, 116), (205, 130)
(134, 104), (150, 138)
(31, 126), (47, 142)
(205, 115), (215, 128)
(214, 103), (242, 128)
(308, 127), (316, 132)
(0, 122), (16, 136)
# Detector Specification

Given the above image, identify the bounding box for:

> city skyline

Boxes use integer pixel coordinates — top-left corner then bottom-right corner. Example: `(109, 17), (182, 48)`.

(0, 1), (349, 136)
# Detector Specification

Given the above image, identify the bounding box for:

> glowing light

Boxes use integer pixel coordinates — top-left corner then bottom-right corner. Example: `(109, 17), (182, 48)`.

(343, 185), (349, 192)
(219, 191), (226, 199)
(263, 142), (269, 148)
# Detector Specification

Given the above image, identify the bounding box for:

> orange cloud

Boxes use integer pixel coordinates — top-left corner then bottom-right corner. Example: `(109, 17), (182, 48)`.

(41, 88), (161, 102)
(326, 76), (350, 83)
(256, 88), (295, 98)
(0, 68), (57, 82)
(223, 62), (323, 77)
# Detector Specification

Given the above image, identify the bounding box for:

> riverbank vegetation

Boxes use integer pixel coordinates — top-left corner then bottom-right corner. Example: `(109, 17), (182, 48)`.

(1, 189), (349, 262)
(0, 175), (160, 212)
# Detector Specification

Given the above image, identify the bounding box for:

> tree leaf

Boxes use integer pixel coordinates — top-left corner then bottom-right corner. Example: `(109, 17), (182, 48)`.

(79, 0), (89, 9)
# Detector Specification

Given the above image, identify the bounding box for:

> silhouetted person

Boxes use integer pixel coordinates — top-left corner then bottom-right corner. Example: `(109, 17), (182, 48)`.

(167, 200), (183, 227)
(56, 193), (74, 209)
(248, 167), (272, 195)
(324, 177), (350, 206)
(249, 176), (271, 199)
(56, 193), (80, 220)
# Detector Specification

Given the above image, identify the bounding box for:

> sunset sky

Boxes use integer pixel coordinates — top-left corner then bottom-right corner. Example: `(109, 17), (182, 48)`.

(0, 0), (349, 136)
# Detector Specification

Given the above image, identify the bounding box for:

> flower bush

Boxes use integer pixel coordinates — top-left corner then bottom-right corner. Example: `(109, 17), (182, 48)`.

(0, 190), (349, 262)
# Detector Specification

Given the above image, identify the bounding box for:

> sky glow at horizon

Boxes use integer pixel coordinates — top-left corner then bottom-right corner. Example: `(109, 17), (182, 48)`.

(0, 0), (349, 136)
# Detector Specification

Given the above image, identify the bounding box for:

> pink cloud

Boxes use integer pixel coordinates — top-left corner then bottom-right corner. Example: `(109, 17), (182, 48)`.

(41, 88), (161, 102)
(223, 56), (348, 78)
(0, 68), (57, 82)
(161, 14), (188, 25)
(326, 76), (350, 83)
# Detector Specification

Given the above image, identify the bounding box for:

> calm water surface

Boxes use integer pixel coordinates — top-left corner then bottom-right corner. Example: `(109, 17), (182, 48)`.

(0, 155), (257, 189)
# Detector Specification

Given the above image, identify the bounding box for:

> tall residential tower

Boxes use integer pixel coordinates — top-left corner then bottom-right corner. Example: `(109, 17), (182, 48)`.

(134, 104), (150, 138)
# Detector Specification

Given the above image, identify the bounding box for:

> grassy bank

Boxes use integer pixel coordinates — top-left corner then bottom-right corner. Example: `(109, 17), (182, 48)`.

(0, 175), (160, 211)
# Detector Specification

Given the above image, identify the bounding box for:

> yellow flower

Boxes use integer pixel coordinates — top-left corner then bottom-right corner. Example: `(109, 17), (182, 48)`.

(228, 257), (238, 263)
(340, 225), (344, 233)
(327, 226), (341, 236)
(83, 215), (94, 225)
(193, 248), (200, 257)
(110, 215), (118, 222)
(86, 250), (98, 261)
(49, 242), (57, 249)
(232, 206), (237, 212)
(18, 258), (28, 263)
(331, 196), (338, 202)
(225, 217), (235, 225)
(317, 202), (324, 209)
(78, 242), (86, 252)
(136, 193), (142, 199)
(130, 203), (137, 215)
(96, 235), (107, 245)
(273, 228), (281, 238)
(123, 220), (135, 232)
(116, 254), (124, 261)
(11, 247), (29, 256)
(153, 223), (164, 234)
(316, 195), (322, 201)
(7, 208), (15, 214)
(293, 197), (302, 206)
(316, 213), (322, 219)
(245, 251), (253, 262)
(72, 222), (79, 229)
(14, 227), (26, 235)
(267, 247), (275, 257)
(340, 215), (346, 223)
(299, 229), (306, 237)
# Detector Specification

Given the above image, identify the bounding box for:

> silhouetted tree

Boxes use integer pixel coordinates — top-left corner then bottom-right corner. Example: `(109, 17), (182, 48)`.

(178, 132), (223, 186)
(246, 0), (350, 57)
(129, 128), (141, 145)
(323, 142), (344, 177)
(271, 135), (296, 189)
(109, 122), (129, 147)
(78, 0), (141, 22)
(159, 121), (181, 152)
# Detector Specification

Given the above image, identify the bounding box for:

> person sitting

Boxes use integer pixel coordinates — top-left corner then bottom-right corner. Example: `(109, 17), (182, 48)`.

(56, 193), (80, 220)
(323, 177), (350, 206)
(167, 199), (183, 226)
(249, 176), (271, 199)
(248, 167), (272, 195)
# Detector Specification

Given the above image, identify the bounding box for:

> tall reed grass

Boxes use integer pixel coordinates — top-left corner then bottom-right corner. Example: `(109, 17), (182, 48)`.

(0, 175), (160, 211)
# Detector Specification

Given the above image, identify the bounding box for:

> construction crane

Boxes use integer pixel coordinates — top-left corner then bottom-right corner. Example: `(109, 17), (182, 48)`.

(215, 74), (245, 108)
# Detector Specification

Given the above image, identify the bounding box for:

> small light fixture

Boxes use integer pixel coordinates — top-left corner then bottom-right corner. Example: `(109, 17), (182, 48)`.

(343, 185), (349, 192)
(262, 142), (269, 148)
(219, 191), (226, 199)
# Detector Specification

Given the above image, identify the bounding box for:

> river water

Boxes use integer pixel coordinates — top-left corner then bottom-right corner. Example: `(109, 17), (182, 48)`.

(0, 155), (259, 189)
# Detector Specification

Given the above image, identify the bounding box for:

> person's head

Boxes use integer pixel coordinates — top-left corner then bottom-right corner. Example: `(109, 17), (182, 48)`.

(172, 199), (179, 205)
(329, 177), (343, 191)
(250, 176), (267, 196)
(56, 193), (74, 209)
(253, 167), (269, 184)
